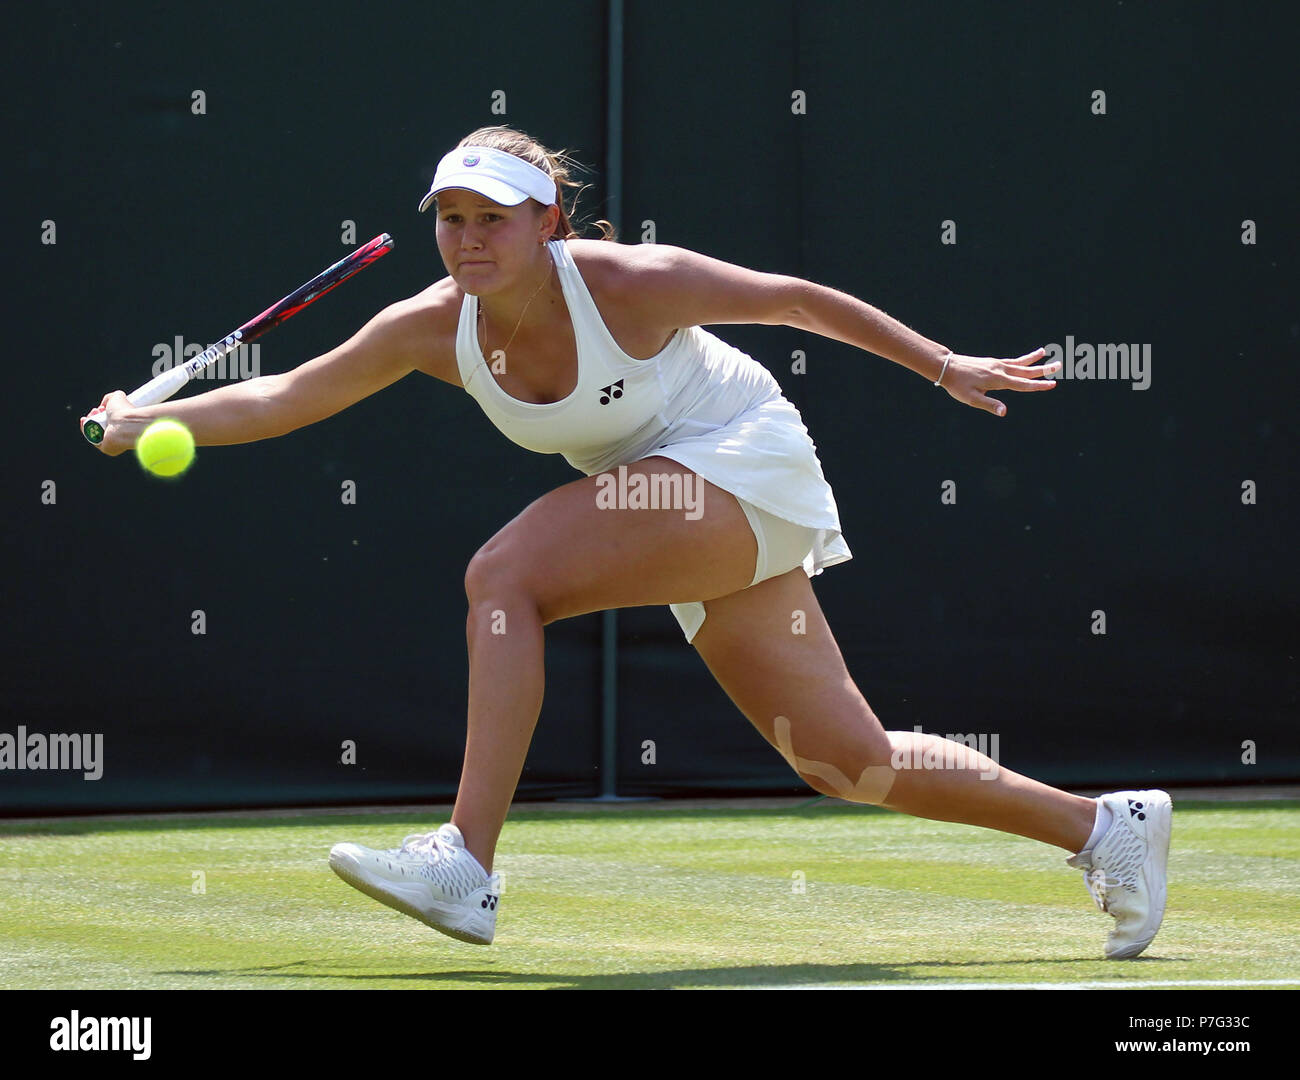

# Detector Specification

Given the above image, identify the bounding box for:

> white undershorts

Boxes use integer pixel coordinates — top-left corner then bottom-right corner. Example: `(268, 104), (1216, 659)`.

(668, 497), (821, 645)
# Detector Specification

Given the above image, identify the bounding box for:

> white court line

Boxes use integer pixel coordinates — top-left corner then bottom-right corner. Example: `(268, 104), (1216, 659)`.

(767, 978), (1300, 990)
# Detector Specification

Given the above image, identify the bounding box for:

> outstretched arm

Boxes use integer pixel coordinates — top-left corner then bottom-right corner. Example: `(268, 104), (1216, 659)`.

(783, 279), (1057, 417)
(627, 244), (1060, 417)
(81, 297), (433, 455)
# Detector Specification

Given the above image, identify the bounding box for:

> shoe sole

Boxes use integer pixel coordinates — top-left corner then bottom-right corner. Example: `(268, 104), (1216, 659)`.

(329, 849), (494, 945)
(1106, 789), (1172, 959)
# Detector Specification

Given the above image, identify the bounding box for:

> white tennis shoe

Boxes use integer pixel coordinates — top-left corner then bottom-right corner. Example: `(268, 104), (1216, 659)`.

(1066, 789), (1172, 959)
(329, 823), (501, 945)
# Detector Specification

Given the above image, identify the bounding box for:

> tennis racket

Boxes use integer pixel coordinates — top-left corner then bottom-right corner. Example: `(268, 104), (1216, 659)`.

(82, 233), (395, 444)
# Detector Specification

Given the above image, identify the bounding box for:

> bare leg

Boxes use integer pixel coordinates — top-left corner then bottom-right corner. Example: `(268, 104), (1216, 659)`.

(449, 457), (759, 871)
(692, 567), (1096, 852)
(878, 729), (1094, 850)
(453, 594), (545, 872)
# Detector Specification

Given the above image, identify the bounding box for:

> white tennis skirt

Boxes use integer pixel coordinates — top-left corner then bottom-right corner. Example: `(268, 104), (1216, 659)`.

(629, 392), (852, 643)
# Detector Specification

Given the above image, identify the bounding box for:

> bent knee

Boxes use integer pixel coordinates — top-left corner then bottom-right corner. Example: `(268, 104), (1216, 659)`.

(465, 540), (573, 626)
(773, 717), (896, 804)
(465, 540), (533, 606)
(794, 761), (896, 804)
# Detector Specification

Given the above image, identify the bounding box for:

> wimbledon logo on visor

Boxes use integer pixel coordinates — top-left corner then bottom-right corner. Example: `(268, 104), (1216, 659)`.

(463, 153), (480, 166)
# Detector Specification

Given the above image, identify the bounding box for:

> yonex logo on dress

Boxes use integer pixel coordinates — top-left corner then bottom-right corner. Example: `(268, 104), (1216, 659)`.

(463, 153), (480, 166)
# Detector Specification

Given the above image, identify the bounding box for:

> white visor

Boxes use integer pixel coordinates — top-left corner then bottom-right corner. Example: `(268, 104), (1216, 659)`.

(418, 145), (558, 213)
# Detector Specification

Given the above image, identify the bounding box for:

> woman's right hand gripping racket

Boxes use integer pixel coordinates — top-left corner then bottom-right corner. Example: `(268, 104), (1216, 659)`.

(81, 234), (394, 448)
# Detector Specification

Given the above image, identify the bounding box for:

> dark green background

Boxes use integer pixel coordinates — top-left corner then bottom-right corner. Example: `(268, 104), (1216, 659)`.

(3, 2), (1294, 812)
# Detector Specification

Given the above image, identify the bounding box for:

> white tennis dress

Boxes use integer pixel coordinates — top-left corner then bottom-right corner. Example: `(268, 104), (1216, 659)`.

(454, 239), (852, 641)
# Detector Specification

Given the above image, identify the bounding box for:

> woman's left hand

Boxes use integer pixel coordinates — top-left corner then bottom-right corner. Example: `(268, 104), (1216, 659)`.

(936, 347), (1061, 417)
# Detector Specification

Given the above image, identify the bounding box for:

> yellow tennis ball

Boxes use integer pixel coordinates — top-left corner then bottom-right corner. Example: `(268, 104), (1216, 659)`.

(136, 419), (195, 477)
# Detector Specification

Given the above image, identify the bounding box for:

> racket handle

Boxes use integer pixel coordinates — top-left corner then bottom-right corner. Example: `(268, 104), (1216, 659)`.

(82, 358), (203, 444)
(81, 411), (110, 445)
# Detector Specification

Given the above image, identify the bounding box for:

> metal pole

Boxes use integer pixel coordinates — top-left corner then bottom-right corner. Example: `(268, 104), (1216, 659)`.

(597, 0), (625, 800)
(599, 611), (619, 798)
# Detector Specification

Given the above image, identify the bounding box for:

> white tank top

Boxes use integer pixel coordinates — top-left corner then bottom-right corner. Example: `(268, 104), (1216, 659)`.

(455, 239), (782, 477)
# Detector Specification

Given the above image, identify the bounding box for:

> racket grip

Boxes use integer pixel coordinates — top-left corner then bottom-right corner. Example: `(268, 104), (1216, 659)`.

(82, 366), (193, 444)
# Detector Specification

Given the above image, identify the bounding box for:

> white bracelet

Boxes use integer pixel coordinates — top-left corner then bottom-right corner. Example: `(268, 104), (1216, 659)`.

(933, 350), (953, 387)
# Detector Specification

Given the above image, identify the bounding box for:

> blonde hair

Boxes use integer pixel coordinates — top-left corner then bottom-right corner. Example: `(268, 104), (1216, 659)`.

(455, 125), (616, 242)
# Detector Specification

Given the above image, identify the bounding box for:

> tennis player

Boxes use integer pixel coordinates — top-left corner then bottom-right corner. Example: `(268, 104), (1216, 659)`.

(83, 126), (1171, 959)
